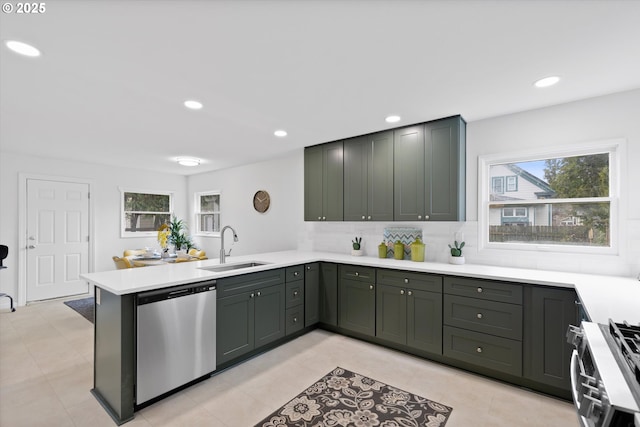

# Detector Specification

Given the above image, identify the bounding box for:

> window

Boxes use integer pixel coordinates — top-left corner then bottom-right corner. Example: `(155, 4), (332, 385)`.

(195, 191), (220, 235)
(491, 177), (504, 194)
(479, 140), (620, 253)
(121, 190), (172, 237)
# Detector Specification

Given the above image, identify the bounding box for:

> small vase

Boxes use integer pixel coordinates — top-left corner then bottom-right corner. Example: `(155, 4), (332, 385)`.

(449, 255), (465, 265)
(393, 241), (404, 260)
(378, 243), (387, 259)
(351, 249), (363, 256)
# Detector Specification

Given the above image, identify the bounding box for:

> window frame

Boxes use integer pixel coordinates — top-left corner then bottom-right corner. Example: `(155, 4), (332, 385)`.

(194, 190), (221, 237)
(120, 188), (174, 238)
(478, 139), (622, 255)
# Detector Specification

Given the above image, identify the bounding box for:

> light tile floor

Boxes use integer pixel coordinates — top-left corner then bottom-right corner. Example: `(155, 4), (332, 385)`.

(0, 299), (578, 426)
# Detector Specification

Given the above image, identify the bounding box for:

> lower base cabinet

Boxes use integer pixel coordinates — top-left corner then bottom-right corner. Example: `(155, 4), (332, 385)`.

(523, 286), (578, 395)
(375, 270), (443, 354)
(338, 265), (376, 336)
(217, 271), (285, 366)
(319, 263), (338, 326)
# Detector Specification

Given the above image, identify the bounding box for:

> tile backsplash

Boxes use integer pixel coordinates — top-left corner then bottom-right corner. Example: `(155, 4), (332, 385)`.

(298, 220), (640, 278)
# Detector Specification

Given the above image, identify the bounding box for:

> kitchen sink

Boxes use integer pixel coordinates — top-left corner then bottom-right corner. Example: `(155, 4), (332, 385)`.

(199, 261), (270, 273)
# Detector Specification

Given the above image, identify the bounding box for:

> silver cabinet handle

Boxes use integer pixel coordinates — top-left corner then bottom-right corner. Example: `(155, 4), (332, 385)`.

(307, 266), (311, 271)
(367, 216), (371, 220)
(318, 216), (322, 220)
(477, 313), (483, 319)
(477, 287), (483, 293)
(355, 272), (359, 277)
(322, 216), (326, 220)
(369, 285), (374, 290)
(404, 278), (409, 284)
(293, 291), (298, 297)
(250, 293), (255, 298)
(424, 215), (430, 220)
(418, 215), (422, 220)
(294, 271), (299, 277)
(256, 291), (261, 297)
(400, 289), (405, 295)
(28, 245), (36, 249)
(407, 290), (413, 296)
(293, 317), (298, 323)
(476, 347), (483, 353)
(362, 215), (366, 220)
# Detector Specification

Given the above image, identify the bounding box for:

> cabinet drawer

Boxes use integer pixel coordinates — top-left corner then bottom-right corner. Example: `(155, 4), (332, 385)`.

(444, 295), (522, 340)
(339, 265), (375, 283)
(217, 269), (285, 297)
(377, 269), (442, 293)
(444, 276), (522, 305)
(286, 265), (304, 282)
(443, 326), (522, 376)
(285, 306), (304, 335)
(286, 281), (304, 309)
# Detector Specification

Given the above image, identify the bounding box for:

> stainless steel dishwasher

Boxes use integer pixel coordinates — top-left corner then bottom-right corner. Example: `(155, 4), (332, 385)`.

(136, 280), (216, 405)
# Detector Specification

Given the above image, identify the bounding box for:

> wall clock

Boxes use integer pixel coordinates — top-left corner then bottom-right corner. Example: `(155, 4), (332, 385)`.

(253, 190), (270, 213)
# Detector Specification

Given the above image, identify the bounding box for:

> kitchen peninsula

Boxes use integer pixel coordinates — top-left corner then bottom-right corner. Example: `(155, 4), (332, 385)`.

(82, 250), (640, 425)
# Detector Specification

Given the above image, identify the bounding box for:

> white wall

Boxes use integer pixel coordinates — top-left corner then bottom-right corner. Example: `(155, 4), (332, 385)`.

(2, 90), (638, 309)
(187, 150), (304, 260)
(302, 89), (640, 278)
(0, 152), (187, 305)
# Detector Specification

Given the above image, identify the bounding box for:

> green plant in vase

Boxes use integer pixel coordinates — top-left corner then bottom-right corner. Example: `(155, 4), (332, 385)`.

(351, 237), (363, 256)
(448, 240), (466, 264)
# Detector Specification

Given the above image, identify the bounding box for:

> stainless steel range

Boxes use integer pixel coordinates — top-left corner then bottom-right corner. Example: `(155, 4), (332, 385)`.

(567, 320), (640, 427)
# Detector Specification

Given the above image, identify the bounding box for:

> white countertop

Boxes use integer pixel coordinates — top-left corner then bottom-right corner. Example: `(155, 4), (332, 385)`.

(81, 250), (640, 325)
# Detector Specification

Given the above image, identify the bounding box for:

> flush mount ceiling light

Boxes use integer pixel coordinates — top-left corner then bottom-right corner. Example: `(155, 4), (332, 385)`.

(5, 40), (41, 57)
(385, 115), (401, 123)
(534, 76), (560, 88)
(274, 130), (287, 137)
(183, 100), (203, 110)
(176, 158), (200, 167)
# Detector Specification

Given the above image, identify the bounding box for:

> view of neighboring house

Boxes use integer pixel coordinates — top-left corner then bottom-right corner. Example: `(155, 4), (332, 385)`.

(489, 163), (556, 226)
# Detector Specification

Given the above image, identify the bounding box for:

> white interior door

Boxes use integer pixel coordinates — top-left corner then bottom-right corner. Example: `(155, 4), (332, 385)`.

(26, 179), (89, 302)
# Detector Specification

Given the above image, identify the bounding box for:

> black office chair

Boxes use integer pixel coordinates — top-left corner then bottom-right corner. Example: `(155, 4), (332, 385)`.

(0, 245), (16, 312)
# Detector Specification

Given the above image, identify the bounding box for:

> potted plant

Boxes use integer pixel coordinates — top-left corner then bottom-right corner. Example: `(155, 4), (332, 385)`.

(351, 237), (363, 256)
(448, 240), (465, 265)
(168, 216), (189, 253)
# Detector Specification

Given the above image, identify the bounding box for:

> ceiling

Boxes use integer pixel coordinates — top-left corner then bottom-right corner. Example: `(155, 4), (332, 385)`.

(2, 1), (639, 176)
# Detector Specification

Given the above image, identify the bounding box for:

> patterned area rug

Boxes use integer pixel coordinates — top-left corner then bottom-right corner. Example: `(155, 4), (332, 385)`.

(63, 297), (94, 323)
(255, 367), (452, 427)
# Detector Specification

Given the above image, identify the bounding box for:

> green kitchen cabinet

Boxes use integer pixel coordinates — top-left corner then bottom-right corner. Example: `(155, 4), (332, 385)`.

(304, 263), (320, 327)
(304, 141), (344, 221)
(217, 270), (286, 366)
(338, 265), (376, 336)
(394, 115), (466, 221)
(285, 265), (305, 336)
(319, 263), (338, 326)
(343, 131), (394, 221)
(375, 270), (443, 354)
(523, 286), (578, 396)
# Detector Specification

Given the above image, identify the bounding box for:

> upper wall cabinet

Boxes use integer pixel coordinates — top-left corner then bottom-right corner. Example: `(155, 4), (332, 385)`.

(304, 115), (466, 222)
(304, 141), (344, 221)
(343, 131), (394, 221)
(394, 116), (466, 221)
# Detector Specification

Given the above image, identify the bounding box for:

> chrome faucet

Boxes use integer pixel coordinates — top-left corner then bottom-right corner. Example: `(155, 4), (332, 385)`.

(219, 225), (238, 264)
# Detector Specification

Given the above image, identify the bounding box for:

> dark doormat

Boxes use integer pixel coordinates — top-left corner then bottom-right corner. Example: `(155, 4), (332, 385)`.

(255, 366), (453, 426)
(63, 296), (94, 323)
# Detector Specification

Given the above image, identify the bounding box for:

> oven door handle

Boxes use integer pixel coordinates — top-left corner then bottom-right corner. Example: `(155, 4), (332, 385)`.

(570, 349), (590, 427)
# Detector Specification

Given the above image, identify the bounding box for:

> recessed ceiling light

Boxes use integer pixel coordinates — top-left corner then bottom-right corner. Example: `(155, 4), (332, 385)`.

(534, 76), (560, 88)
(5, 40), (41, 57)
(385, 115), (401, 123)
(183, 100), (203, 110)
(177, 158), (200, 166)
(274, 130), (287, 137)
